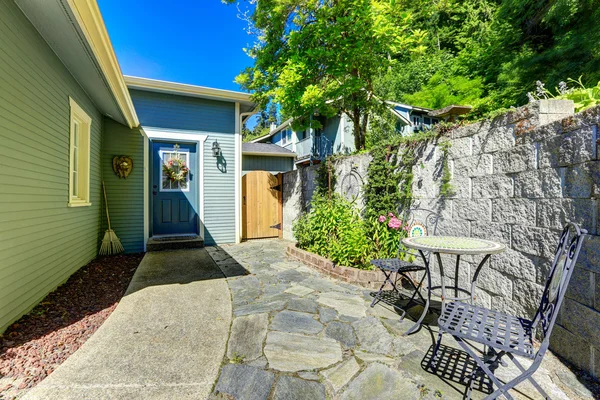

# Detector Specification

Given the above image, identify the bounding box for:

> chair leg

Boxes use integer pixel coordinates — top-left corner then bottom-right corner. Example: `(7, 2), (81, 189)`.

(428, 329), (444, 370)
(507, 354), (550, 399)
(370, 269), (395, 308)
(454, 338), (515, 400)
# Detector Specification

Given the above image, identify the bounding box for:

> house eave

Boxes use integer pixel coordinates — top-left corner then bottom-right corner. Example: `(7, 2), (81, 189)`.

(65, 0), (139, 128)
(125, 76), (256, 113)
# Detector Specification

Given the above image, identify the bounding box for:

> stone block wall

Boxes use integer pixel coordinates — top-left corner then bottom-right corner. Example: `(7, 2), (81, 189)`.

(282, 100), (600, 377)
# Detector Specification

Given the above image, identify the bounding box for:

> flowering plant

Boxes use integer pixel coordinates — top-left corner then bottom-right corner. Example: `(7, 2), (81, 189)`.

(162, 157), (189, 183)
(370, 212), (409, 259)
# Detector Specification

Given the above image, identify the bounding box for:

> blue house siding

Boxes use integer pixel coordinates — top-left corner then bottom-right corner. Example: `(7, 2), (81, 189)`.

(242, 155), (294, 176)
(101, 118), (145, 253)
(204, 132), (236, 245)
(130, 89), (237, 245)
(130, 89), (235, 133)
(0, 0), (103, 332)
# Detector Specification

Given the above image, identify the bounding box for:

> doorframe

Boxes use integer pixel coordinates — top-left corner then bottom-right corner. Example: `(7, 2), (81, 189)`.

(141, 127), (208, 247)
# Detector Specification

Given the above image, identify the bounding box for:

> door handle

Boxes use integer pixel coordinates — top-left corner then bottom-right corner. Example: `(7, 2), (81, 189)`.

(153, 185), (157, 189)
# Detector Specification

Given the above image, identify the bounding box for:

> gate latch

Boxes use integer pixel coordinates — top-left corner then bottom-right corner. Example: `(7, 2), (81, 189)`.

(270, 184), (282, 191)
(270, 223), (282, 230)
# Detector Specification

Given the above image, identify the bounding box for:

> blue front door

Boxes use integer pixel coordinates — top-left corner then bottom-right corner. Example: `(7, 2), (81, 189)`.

(152, 141), (198, 236)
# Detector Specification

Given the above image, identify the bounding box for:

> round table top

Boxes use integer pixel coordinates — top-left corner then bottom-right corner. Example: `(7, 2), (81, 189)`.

(402, 236), (506, 255)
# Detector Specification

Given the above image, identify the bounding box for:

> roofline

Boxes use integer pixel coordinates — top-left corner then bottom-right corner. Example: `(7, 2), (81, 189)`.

(125, 75), (255, 106)
(65, 0), (139, 129)
(251, 118), (294, 143)
(388, 107), (412, 126)
(386, 101), (432, 113)
(242, 151), (297, 158)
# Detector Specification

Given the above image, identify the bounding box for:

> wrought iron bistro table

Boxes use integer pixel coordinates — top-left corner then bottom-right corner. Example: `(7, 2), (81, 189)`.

(400, 236), (506, 335)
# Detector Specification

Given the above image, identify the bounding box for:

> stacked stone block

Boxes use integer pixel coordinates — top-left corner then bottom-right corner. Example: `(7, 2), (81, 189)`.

(282, 100), (600, 377)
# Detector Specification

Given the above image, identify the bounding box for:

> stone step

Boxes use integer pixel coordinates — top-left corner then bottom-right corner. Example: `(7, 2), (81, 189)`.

(146, 236), (204, 252)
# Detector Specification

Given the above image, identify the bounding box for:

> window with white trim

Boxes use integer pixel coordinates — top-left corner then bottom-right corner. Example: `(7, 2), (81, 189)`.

(68, 98), (92, 207)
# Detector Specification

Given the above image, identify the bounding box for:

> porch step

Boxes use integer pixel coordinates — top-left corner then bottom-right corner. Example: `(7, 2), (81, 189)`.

(147, 236), (204, 252)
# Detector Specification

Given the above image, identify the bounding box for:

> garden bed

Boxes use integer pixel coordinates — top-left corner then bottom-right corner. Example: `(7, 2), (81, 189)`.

(0, 253), (144, 399)
(286, 244), (387, 289)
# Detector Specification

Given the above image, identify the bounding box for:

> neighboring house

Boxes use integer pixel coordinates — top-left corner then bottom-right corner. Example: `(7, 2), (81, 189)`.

(0, 0), (256, 333)
(254, 103), (441, 166)
(253, 115), (354, 166)
(387, 102), (440, 135)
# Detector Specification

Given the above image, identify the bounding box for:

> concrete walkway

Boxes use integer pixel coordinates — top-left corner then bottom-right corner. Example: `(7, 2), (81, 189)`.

(23, 249), (232, 400)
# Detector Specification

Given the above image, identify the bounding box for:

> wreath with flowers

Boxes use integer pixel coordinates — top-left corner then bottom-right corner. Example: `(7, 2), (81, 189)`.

(162, 146), (189, 183)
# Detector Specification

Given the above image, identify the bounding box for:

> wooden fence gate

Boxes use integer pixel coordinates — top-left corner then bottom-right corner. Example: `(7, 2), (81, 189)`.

(242, 171), (283, 240)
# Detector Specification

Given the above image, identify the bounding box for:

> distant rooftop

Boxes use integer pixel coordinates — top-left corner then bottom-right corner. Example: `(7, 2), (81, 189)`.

(242, 143), (296, 157)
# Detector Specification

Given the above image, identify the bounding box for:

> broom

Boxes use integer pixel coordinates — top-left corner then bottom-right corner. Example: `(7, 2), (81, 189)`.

(99, 181), (124, 255)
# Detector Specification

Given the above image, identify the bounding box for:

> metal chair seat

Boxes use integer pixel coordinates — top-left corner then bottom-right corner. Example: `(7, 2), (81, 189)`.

(439, 301), (535, 359)
(370, 258), (425, 273)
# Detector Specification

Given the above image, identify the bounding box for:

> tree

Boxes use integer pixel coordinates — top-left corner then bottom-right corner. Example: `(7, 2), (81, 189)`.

(224, 0), (420, 150)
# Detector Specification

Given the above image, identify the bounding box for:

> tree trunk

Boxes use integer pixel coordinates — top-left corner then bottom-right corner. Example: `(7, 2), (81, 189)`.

(353, 108), (362, 151)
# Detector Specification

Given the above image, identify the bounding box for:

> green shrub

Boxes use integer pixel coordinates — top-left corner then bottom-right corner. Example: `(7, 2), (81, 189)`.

(293, 193), (372, 269)
(369, 213), (408, 260)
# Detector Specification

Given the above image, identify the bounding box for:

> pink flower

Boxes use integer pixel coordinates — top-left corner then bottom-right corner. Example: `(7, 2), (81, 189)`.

(388, 212), (395, 217)
(378, 215), (386, 223)
(388, 217), (402, 230)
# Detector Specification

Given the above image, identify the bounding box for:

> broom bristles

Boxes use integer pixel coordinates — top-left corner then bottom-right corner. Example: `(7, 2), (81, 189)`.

(100, 229), (124, 255)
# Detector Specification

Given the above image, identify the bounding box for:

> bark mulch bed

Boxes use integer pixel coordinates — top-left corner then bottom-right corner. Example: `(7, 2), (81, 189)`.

(0, 253), (144, 399)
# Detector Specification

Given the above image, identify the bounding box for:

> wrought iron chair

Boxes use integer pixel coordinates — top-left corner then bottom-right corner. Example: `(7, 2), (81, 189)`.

(370, 208), (441, 335)
(431, 222), (587, 400)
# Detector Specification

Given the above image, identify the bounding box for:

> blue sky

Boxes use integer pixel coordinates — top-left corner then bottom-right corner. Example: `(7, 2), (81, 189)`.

(98, 0), (254, 92)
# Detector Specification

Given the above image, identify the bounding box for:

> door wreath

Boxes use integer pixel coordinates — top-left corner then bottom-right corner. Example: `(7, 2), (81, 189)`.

(162, 144), (189, 183)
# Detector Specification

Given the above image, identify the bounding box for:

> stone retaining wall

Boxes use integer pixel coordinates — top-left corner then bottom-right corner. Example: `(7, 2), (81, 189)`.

(286, 245), (386, 289)
(282, 100), (600, 377)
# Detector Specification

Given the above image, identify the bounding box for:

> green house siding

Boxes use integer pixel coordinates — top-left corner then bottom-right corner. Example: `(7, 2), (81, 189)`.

(130, 89), (237, 245)
(101, 118), (145, 253)
(0, 0), (103, 332)
(242, 155), (294, 176)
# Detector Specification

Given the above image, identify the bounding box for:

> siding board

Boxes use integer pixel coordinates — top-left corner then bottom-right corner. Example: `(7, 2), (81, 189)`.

(101, 118), (145, 252)
(0, 0), (103, 333)
(130, 89), (237, 245)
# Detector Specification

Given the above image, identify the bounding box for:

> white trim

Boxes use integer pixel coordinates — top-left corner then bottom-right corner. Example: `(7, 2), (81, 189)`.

(142, 127), (208, 241)
(125, 76), (254, 107)
(142, 130), (149, 251)
(235, 103), (242, 243)
(68, 97), (92, 207)
(340, 114), (346, 150)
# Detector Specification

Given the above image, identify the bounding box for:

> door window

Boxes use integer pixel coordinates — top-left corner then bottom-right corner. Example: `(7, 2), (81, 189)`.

(160, 148), (190, 192)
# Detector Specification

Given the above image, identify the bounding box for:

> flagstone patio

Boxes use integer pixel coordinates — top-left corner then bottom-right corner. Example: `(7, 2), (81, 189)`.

(207, 240), (596, 400)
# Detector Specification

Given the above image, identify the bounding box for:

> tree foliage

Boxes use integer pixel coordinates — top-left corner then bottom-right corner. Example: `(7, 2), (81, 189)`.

(224, 0), (423, 150)
(376, 0), (600, 118)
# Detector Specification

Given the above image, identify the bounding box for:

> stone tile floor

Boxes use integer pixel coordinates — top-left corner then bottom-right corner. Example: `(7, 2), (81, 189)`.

(207, 240), (596, 400)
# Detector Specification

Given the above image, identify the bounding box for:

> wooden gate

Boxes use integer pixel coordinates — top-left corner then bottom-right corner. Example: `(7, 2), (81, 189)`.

(242, 171), (283, 240)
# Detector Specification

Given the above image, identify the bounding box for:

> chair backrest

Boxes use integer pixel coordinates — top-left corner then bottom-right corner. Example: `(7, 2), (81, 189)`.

(396, 208), (441, 258)
(532, 222), (587, 355)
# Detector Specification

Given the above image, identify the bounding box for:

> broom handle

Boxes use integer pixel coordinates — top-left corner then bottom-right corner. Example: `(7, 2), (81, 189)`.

(102, 181), (112, 230)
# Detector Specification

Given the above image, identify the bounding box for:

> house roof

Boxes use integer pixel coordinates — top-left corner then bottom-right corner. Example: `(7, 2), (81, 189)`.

(15, 0), (139, 128)
(428, 105), (473, 118)
(125, 76), (257, 114)
(386, 101), (433, 114)
(242, 143), (296, 158)
(251, 118), (294, 143)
